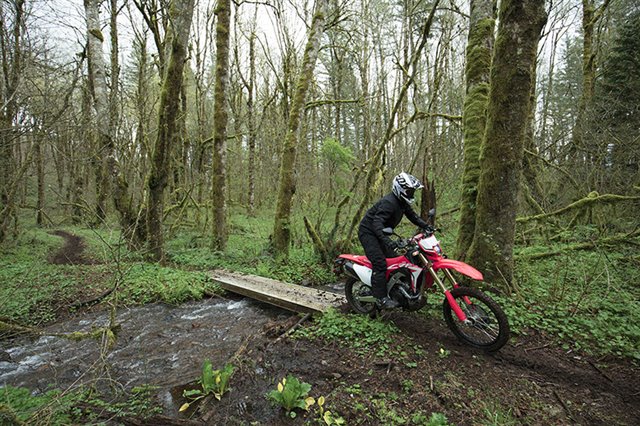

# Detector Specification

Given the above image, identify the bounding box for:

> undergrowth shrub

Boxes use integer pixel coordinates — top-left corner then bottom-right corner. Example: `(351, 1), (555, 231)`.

(511, 241), (640, 358)
(295, 309), (399, 356)
(119, 264), (217, 305)
(0, 385), (79, 424)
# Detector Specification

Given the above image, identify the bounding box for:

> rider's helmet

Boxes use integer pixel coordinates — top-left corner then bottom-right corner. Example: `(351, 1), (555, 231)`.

(392, 172), (424, 204)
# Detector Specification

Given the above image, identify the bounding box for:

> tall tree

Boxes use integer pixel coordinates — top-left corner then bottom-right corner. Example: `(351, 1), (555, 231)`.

(570, 0), (611, 173)
(272, 0), (329, 257)
(211, 0), (232, 250)
(84, 0), (113, 224)
(466, 0), (547, 289)
(146, 0), (195, 261)
(246, 13), (258, 216)
(455, 0), (496, 260)
(0, 0), (26, 243)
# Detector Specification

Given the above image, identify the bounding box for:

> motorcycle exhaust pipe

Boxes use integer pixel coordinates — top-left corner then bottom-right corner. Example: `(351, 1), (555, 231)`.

(343, 262), (359, 280)
(334, 258), (359, 280)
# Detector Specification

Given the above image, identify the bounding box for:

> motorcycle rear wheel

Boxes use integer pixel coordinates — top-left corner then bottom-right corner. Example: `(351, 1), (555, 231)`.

(442, 286), (509, 352)
(345, 277), (376, 314)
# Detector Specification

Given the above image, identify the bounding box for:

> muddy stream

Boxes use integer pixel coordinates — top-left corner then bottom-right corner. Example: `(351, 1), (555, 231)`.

(0, 297), (290, 410)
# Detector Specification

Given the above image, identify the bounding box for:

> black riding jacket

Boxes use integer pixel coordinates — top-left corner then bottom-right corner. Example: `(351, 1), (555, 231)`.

(359, 192), (429, 247)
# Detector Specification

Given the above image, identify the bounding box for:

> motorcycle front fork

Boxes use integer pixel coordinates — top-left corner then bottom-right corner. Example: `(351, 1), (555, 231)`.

(420, 255), (471, 323)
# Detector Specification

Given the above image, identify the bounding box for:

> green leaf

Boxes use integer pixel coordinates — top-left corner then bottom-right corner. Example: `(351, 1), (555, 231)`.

(201, 360), (215, 393)
(182, 389), (204, 398)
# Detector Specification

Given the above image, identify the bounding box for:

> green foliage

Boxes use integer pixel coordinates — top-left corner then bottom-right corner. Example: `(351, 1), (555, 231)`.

(401, 379), (415, 393)
(511, 238), (640, 359)
(438, 347), (451, 359)
(425, 412), (451, 426)
(371, 397), (407, 425)
(181, 361), (235, 411)
(267, 375), (313, 417)
(315, 395), (346, 425)
(320, 138), (355, 172)
(294, 308), (399, 356)
(0, 385), (79, 424)
(81, 385), (163, 420)
(119, 263), (216, 305)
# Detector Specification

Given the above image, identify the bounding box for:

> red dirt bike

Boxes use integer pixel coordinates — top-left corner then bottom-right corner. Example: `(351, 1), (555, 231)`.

(334, 224), (510, 352)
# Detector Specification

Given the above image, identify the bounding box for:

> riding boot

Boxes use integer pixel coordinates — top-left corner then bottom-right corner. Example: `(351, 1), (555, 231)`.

(371, 271), (399, 309)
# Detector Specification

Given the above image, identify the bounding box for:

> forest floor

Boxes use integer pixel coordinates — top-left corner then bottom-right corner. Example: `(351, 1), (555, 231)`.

(3, 231), (639, 425)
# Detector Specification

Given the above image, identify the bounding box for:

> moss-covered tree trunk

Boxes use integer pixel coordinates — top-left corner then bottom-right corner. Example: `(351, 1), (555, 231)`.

(0, 0), (25, 243)
(272, 0), (329, 257)
(146, 0), (195, 262)
(466, 0), (547, 289)
(84, 0), (112, 224)
(455, 0), (496, 260)
(211, 0), (231, 250)
(247, 21), (257, 217)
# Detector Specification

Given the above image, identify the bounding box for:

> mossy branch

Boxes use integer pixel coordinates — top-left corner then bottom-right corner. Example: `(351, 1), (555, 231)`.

(0, 320), (120, 349)
(517, 192), (640, 224)
(303, 216), (329, 264)
(518, 230), (640, 260)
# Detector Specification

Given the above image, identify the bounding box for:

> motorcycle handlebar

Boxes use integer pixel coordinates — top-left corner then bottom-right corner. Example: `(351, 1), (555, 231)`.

(393, 227), (442, 251)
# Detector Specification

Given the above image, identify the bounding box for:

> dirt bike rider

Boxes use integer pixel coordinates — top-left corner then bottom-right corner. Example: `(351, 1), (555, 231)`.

(358, 172), (431, 309)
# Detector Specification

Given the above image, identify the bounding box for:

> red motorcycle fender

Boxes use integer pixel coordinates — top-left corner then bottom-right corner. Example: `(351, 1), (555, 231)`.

(432, 259), (484, 281)
(338, 254), (372, 268)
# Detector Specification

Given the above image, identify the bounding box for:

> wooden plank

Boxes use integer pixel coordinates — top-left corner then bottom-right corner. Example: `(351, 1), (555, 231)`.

(208, 270), (345, 314)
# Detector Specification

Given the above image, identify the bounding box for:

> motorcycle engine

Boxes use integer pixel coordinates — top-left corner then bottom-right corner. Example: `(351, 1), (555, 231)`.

(387, 269), (424, 310)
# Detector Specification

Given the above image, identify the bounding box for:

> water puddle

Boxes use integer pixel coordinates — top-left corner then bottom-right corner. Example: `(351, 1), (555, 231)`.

(0, 297), (290, 395)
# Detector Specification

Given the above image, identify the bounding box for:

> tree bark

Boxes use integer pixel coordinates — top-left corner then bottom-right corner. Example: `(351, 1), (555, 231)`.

(84, 0), (113, 225)
(466, 0), (547, 289)
(146, 0), (195, 262)
(455, 0), (496, 260)
(272, 0), (329, 257)
(246, 9), (258, 217)
(211, 0), (231, 250)
(570, 0), (611, 167)
(0, 0), (25, 243)
(35, 135), (44, 226)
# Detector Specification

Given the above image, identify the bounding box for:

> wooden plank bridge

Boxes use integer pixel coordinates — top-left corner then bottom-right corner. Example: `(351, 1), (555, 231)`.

(208, 269), (345, 314)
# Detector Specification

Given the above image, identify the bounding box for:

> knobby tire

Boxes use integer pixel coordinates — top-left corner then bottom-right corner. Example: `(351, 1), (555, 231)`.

(345, 277), (376, 314)
(442, 286), (510, 352)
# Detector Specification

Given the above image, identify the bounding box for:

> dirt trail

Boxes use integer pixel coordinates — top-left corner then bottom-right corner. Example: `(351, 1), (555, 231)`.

(49, 230), (98, 265)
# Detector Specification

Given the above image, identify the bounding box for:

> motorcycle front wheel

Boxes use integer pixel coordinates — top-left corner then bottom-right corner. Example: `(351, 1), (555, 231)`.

(345, 277), (376, 314)
(442, 286), (510, 352)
